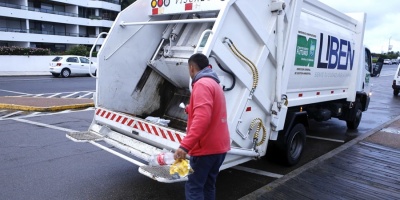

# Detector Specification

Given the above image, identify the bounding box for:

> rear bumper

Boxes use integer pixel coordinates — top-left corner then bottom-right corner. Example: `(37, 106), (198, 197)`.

(49, 67), (62, 73)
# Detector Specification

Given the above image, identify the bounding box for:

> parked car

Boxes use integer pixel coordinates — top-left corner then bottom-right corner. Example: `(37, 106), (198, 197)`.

(393, 64), (400, 95)
(392, 59), (399, 65)
(383, 59), (392, 65)
(49, 55), (97, 78)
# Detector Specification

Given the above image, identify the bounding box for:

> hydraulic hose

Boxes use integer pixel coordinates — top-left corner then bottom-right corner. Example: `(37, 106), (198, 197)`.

(210, 55), (236, 91)
(224, 37), (259, 95)
(249, 118), (267, 150)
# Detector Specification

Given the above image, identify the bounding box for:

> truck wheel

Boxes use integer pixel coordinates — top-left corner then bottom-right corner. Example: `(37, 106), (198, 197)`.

(284, 123), (306, 166)
(346, 107), (362, 129)
(394, 89), (399, 96)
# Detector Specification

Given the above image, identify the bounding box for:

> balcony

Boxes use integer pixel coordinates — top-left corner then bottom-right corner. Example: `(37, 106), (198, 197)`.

(30, 30), (80, 37)
(0, 27), (100, 38)
(99, 0), (120, 5)
(0, 27), (28, 33)
(0, 2), (79, 17)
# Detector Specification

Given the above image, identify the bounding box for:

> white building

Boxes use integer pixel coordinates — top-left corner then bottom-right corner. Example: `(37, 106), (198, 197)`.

(0, 0), (121, 52)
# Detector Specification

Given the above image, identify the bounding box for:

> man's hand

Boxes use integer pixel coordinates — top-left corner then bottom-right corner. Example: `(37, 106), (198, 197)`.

(174, 148), (187, 160)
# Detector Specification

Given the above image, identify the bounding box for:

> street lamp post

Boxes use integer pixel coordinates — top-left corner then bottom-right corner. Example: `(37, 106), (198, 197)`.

(388, 36), (392, 52)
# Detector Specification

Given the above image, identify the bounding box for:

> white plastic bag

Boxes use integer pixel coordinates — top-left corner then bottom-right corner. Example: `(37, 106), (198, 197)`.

(145, 116), (170, 126)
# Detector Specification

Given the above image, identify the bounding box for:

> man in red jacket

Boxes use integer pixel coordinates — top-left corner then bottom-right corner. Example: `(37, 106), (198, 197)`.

(174, 53), (230, 200)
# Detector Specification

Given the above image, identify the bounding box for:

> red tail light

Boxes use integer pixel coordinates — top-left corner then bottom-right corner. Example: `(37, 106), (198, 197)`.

(56, 63), (62, 66)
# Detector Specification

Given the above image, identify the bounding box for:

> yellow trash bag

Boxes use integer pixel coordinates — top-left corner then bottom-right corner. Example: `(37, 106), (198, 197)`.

(169, 159), (193, 178)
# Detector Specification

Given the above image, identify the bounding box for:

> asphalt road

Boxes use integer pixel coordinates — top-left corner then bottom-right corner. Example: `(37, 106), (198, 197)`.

(0, 65), (399, 199)
(0, 76), (95, 96)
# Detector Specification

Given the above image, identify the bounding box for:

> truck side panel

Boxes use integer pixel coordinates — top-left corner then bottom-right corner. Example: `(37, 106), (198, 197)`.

(283, 0), (366, 107)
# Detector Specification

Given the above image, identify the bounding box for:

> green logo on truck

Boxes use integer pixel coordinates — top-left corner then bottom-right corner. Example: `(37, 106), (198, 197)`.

(295, 35), (316, 67)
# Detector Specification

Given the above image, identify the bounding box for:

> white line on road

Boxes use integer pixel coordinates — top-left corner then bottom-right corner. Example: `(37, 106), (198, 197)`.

(232, 166), (283, 179)
(33, 94), (44, 97)
(77, 92), (93, 99)
(32, 90), (95, 96)
(47, 93), (62, 98)
(0, 89), (31, 95)
(13, 118), (77, 132)
(306, 135), (345, 143)
(1, 111), (24, 119)
(9, 108), (94, 120)
(23, 112), (42, 117)
(62, 92), (80, 98)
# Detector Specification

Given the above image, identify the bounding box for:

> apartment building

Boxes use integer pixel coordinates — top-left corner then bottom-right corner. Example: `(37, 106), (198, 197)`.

(0, 0), (121, 52)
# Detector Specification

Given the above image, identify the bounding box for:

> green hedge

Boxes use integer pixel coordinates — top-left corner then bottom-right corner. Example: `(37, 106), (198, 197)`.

(0, 46), (50, 55)
(0, 46), (98, 57)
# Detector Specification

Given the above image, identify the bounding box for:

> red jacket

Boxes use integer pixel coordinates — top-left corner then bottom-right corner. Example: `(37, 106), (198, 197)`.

(180, 77), (231, 156)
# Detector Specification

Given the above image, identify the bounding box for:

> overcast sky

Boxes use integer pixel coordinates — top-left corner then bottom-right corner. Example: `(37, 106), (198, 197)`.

(318, 0), (400, 54)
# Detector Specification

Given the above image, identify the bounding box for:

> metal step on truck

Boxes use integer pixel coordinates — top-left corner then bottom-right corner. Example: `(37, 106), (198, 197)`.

(67, 0), (376, 183)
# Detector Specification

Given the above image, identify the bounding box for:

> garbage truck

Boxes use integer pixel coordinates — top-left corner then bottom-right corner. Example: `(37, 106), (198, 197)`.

(67, 0), (376, 183)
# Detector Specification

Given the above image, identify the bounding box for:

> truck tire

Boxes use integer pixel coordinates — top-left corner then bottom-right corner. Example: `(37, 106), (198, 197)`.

(346, 106), (362, 129)
(394, 89), (399, 96)
(284, 123), (306, 166)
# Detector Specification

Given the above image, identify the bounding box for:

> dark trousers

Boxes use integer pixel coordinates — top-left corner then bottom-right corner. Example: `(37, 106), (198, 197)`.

(185, 153), (226, 200)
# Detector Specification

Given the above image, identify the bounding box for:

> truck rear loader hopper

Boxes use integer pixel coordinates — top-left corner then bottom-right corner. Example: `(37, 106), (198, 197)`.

(67, 0), (373, 183)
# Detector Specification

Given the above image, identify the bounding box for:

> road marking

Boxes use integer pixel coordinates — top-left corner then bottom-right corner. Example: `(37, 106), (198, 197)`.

(307, 135), (345, 143)
(13, 118), (77, 132)
(0, 89), (31, 95)
(77, 92), (93, 99)
(62, 92), (80, 98)
(15, 108), (94, 119)
(1, 111), (23, 119)
(33, 94), (44, 97)
(47, 93), (62, 98)
(24, 112), (42, 117)
(35, 90), (95, 95)
(232, 166), (283, 178)
(59, 110), (72, 113)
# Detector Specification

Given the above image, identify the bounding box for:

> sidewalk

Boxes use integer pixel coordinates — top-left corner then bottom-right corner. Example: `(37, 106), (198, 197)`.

(240, 115), (400, 199)
(0, 71), (50, 76)
(0, 96), (94, 112)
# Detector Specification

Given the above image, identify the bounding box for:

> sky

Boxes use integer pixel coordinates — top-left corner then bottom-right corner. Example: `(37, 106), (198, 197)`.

(318, 0), (400, 54)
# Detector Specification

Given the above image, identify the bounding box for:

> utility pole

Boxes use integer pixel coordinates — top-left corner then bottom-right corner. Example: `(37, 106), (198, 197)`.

(388, 36), (392, 53)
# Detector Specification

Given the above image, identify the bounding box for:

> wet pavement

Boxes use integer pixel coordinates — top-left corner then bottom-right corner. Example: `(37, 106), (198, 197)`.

(241, 113), (400, 199)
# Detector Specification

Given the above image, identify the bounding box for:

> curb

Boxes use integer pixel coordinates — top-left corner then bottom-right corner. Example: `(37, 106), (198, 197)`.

(239, 114), (400, 200)
(0, 103), (94, 112)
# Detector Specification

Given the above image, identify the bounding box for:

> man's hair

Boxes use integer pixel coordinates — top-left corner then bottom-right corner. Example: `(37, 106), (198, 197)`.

(188, 53), (209, 70)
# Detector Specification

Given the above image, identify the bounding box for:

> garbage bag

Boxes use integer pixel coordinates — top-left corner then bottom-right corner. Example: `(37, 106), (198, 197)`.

(169, 159), (193, 178)
(145, 116), (170, 126)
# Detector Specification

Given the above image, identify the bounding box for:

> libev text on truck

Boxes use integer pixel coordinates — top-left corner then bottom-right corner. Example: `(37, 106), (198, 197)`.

(67, 0), (376, 183)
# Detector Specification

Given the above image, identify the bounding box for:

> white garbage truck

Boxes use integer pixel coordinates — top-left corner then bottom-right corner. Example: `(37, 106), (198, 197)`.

(67, 0), (376, 182)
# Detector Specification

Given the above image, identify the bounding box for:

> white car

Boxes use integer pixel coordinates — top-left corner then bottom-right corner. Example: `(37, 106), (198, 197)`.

(383, 59), (392, 65)
(49, 55), (97, 78)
